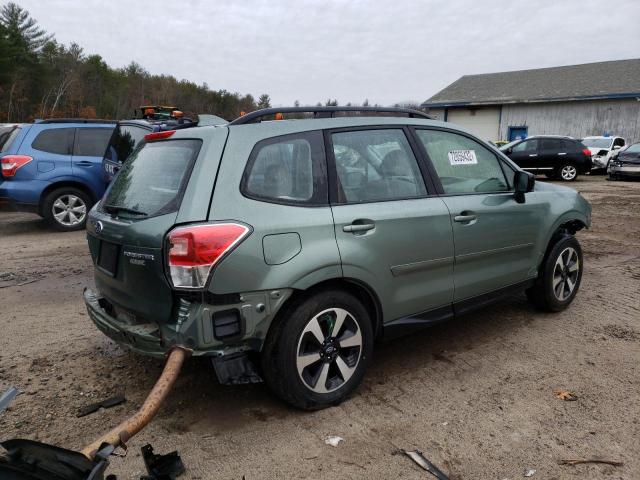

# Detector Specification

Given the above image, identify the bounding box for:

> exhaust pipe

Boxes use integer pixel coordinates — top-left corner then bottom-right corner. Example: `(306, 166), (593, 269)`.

(81, 346), (191, 460)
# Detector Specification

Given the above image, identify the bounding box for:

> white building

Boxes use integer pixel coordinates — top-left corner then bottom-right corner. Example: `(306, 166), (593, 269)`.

(422, 59), (640, 143)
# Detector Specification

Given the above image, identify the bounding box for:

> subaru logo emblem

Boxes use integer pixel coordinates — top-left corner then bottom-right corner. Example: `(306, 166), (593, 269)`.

(93, 220), (104, 234)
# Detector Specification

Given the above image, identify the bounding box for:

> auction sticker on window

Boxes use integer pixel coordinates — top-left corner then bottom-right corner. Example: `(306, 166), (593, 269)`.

(448, 149), (477, 165)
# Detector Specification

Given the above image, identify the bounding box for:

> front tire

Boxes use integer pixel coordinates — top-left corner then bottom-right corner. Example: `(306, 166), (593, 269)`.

(527, 235), (583, 312)
(261, 289), (373, 410)
(42, 187), (92, 231)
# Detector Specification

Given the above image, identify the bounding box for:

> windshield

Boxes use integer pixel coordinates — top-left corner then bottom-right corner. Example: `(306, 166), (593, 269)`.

(102, 139), (201, 217)
(624, 143), (640, 153)
(499, 140), (521, 151)
(582, 138), (613, 149)
(0, 126), (21, 153)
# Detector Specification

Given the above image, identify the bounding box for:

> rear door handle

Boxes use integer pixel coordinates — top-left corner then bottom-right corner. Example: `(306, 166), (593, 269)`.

(558, 152), (567, 156)
(454, 213), (477, 223)
(528, 154), (538, 157)
(76, 161), (93, 167)
(343, 222), (375, 233)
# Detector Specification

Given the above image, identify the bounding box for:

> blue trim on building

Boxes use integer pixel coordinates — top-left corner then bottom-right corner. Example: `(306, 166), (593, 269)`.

(422, 92), (640, 108)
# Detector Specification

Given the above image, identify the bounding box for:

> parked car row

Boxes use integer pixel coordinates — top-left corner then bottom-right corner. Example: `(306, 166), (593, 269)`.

(0, 109), (217, 231)
(0, 120), (116, 230)
(499, 135), (592, 181)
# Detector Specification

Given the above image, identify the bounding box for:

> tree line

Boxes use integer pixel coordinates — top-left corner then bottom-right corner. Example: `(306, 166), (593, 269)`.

(0, 2), (422, 123)
(0, 2), (271, 122)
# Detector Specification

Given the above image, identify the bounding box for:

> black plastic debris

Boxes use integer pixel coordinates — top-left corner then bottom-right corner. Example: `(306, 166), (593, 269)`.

(140, 444), (185, 480)
(77, 394), (126, 418)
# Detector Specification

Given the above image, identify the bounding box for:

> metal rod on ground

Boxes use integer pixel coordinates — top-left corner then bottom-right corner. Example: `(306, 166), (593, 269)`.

(81, 346), (191, 460)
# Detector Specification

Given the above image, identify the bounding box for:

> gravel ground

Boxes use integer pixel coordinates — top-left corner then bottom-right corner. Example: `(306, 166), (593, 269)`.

(0, 175), (638, 479)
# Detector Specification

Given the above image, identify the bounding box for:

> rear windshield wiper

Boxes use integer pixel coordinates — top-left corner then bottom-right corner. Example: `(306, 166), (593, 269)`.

(103, 204), (148, 216)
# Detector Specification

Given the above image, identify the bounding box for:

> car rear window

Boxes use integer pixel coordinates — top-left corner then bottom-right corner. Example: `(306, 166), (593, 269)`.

(31, 128), (74, 155)
(0, 126), (21, 153)
(102, 139), (201, 217)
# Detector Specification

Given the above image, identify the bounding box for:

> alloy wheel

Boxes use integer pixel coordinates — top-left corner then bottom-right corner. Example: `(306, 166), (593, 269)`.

(52, 194), (87, 227)
(552, 247), (580, 301)
(560, 165), (577, 181)
(296, 308), (362, 394)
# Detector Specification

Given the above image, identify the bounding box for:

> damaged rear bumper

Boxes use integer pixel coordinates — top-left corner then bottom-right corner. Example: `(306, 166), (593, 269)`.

(84, 286), (292, 359)
(84, 288), (167, 357)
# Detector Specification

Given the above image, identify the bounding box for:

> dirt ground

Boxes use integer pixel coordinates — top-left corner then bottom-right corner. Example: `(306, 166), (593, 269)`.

(0, 175), (638, 479)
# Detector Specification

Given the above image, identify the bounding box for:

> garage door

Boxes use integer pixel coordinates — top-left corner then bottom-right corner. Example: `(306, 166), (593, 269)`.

(447, 108), (500, 142)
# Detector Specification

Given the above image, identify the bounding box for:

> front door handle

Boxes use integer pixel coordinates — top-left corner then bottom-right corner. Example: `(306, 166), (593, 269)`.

(454, 213), (477, 223)
(558, 152), (567, 156)
(343, 222), (375, 233)
(528, 154), (538, 157)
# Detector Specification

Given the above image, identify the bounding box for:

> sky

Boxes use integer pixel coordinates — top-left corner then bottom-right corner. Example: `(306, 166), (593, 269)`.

(15, 0), (640, 106)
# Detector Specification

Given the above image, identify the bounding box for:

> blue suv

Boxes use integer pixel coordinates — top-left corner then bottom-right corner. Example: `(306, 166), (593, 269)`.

(0, 119), (115, 231)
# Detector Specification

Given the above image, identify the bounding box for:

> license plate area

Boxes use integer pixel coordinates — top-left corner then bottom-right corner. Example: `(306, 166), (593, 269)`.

(98, 241), (119, 276)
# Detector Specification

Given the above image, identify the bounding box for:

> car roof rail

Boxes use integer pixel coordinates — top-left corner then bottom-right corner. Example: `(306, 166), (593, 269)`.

(36, 118), (118, 125)
(229, 106), (433, 125)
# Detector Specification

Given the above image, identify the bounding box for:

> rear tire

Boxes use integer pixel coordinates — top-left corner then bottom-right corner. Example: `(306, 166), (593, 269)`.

(557, 164), (578, 181)
(261, 289), (373, 410)
(42, 187), (92, 231)
(526, 235), (583, 312)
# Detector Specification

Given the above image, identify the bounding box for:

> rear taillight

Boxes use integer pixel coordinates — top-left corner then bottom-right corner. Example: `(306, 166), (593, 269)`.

(582, 148), (591, 156)
(1, 155), (32, 177)
(167, 223), (251, 288)
(144, 130), (175, 141)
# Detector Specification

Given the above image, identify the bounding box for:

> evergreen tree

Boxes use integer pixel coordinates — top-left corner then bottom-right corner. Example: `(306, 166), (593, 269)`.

(257, 94), (271, 109)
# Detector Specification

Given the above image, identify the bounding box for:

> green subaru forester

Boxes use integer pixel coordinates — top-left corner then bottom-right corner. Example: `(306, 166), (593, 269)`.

(85, 107), (591, 409)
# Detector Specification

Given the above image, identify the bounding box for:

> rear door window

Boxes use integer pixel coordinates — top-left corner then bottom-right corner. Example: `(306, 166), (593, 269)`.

(0, 126), (22, 153)
(102, 139), (201, 217)
(541, 138), (563, 151)
(512, 139), (539, 153)
(241, 131), (327, 205)
(104, 124), (150, 163)
(31, 128), (74, 155)
(74, 127), (114, 157)
(329, 129), (426, 203)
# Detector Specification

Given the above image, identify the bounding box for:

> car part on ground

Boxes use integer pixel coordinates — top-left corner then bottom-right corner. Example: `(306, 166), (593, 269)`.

(0, 347), (189, 480)
(0, 386), (18, 415)
(395, 449), (450, 479)
(76, 394), (126, 418)
(84, 106), (591, 409)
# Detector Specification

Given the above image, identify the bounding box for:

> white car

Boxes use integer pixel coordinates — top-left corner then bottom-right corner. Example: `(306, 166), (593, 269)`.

(582, 136), (626, 170)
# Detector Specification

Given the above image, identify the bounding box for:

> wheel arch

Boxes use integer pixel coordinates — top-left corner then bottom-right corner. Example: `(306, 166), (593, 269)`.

(274, 277), (384, 340)
(540, 216), (587, 268)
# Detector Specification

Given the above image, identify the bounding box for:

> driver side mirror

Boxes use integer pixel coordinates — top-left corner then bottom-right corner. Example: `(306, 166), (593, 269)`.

(514, 170), (535, 204)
